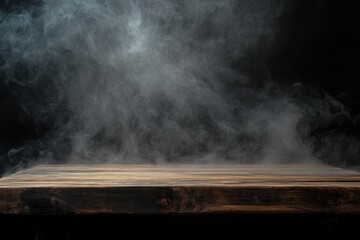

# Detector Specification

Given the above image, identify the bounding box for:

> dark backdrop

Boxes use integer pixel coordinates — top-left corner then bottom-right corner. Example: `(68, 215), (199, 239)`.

(271, 0), (360, 105)
(1, 0), (360, 172)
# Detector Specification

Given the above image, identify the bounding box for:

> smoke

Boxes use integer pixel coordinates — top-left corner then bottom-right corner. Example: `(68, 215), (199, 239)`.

(1, 0), (359, 173)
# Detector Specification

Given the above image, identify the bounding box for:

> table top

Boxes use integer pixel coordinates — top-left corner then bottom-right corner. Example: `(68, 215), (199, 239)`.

(1, 164), (360, 214)
(1, 164), (360, 188)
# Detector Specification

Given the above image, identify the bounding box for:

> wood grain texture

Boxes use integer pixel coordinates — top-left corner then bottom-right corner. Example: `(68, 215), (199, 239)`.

(1, 164), (360, 214)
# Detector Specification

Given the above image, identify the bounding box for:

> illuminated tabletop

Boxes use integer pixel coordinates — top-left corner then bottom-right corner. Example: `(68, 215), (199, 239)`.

(1, 164), (360, 214)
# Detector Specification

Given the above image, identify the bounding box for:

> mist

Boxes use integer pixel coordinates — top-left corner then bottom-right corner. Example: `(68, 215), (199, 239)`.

(1, 0), (360, 174)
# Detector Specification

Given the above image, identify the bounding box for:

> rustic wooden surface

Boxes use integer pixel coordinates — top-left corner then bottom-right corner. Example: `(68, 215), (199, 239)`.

(1, 164), (360, 214)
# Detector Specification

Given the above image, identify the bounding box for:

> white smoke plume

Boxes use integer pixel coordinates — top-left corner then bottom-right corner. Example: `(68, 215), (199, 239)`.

(1, 0), (359, 173)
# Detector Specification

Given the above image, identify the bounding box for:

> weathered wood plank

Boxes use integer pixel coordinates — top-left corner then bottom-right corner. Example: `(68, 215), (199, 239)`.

(1, 164), (360, 214)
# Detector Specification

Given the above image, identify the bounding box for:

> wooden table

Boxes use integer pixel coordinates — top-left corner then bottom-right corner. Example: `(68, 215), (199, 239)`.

(1, 164), (360, 214)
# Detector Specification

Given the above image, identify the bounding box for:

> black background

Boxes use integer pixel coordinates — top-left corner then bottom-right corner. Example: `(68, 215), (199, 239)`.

(271, 0), (360, 99)
(1, 214), (359, 240)
(1, 0), (359, 161)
